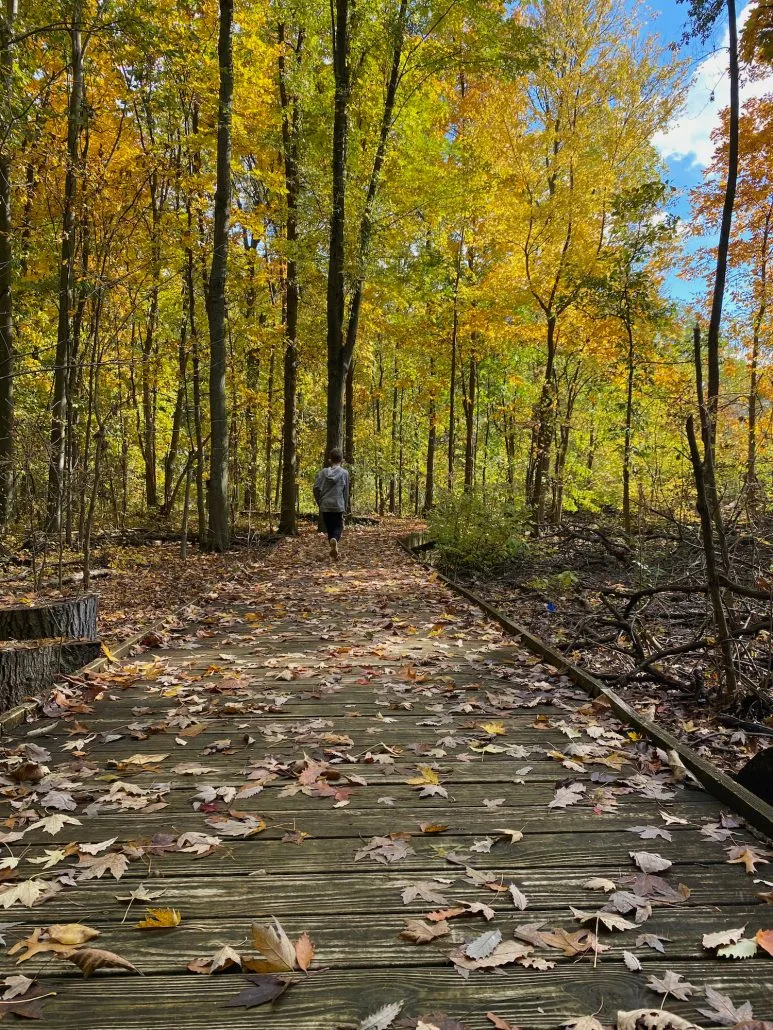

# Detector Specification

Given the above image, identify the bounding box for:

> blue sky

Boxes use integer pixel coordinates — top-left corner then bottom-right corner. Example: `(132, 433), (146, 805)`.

(642, 1), (773, 302)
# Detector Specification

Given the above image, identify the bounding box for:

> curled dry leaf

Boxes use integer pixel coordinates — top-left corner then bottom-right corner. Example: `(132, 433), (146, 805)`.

(66, 947), (139, 977)
(622, 950), (642, 971)
(47, 923), (100, 946)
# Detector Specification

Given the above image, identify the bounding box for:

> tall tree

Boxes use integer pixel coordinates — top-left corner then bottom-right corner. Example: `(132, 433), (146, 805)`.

(47, 0), (84, 532)
(0, 0), (16, 525)
(206, 0), (234, 551)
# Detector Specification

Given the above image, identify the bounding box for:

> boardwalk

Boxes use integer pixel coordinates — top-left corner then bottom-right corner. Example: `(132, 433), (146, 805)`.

(1, 527), (771, 1029)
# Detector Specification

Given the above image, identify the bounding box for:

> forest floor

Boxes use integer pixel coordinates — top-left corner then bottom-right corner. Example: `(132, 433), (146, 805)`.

(448, 518), (773, 778)
(0, 524), (771, 1028)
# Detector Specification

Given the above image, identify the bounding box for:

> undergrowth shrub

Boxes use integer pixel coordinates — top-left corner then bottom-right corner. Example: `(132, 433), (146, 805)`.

(427, 490), (528, 575)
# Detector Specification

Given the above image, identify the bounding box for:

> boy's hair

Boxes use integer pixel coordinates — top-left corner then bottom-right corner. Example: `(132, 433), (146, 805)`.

(328, 447), (344, 464)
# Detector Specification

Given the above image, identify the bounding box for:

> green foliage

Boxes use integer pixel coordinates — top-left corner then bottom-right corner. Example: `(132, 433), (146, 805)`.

(427, 490), (528, 574)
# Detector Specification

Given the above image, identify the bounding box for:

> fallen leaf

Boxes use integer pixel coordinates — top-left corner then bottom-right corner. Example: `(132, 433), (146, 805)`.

(450, 939), (531, 970)
(465, 928), (502, 959)
(716, 938), (758, 959)
(250, 918), (297, 972)
(698, 986), (754, 1026)
(359, 1000), (405, 1029)
(400, 919), (450, 944)
(727, 847), (769, 875)
(224, 973), (290, 1008)
(754, 928), (773, 957)
(295, 932), (315, 972)
(570, 907), (637, 932)
(66, 947), (139, 977)
(623, 950), (642, 971)
(630, 851), (672, 873)
(135, 907), (181, 929)
(702, 927), (745, 950)
(48, 923), (100, 946)
(646, 970), (699, 1001)
(617, 1010), (702, 1029)
(508, 884), (528, 910)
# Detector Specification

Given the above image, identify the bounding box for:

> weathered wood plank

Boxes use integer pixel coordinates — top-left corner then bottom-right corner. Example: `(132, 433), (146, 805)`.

(13, 966), (773, 1029)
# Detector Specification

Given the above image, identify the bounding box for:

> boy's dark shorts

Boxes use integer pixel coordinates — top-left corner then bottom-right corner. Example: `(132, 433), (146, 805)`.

(322, 511), (344, 541)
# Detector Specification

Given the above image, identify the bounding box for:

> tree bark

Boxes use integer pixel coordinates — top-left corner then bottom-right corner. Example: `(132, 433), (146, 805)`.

(278, 23), (303, 536)
(325, 0), (351, 454)
(462, 352), (476, 492)
(205, 0), (234, 552)
(705, 0), (739, 445)
(0, 0), (16, 526)
(47, 2), (83, 532)
(685, 414), (738, 697)
(622, 321), (635, 536)
(529, 313), (558, 532)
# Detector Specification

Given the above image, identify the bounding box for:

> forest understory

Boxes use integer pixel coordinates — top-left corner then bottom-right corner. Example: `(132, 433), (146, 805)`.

(438, 513), (773, 778)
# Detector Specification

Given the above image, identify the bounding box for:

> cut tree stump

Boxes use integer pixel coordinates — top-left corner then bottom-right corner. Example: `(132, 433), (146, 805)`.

(0, 593), (98, 642)
(0, 638), (102, 711)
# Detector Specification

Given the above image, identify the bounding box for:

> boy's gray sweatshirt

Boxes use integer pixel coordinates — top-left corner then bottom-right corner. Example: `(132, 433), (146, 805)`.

(314, 465), (349, 512)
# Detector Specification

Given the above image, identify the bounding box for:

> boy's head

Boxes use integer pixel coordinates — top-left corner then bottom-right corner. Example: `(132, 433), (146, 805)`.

(328, 447), (344, 465)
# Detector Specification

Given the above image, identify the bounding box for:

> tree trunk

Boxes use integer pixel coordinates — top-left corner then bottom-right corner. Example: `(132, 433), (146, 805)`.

(622, 322), (635, 536)
(0, 593), (98, 641)
(205, 0), (234, 552)
(705, 0), (739, 445)
(278, 23), (303, 537)
(264, 345), (275, 513)
(47, 3), (83, 533)
(325, 0), (351, 454)
(529, 314), (558, 532)
(345, 360), (354, 511)
(685, 414), (738, 698)
(0, 0), (16, 526)
(424, 389), (436, 513)
(462, 353), (476, 492)
(447, 243), (461, 491)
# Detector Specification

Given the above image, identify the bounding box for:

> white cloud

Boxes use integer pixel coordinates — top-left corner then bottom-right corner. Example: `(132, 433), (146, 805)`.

(653, 3), (773, 167)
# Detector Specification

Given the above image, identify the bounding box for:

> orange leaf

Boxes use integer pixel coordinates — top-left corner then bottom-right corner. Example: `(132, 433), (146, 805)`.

(295, 932), (315, 973)
(755, 928), (773, 957)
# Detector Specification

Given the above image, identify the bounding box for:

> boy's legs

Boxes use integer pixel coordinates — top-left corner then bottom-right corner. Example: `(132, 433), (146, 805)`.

(322, 512), (344, 560)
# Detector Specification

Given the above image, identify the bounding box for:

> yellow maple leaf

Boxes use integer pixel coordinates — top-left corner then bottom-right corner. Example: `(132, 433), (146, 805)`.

(135, 907), (182, 929)
(406, 765), (440, 786)
(478, 721), (506, 736)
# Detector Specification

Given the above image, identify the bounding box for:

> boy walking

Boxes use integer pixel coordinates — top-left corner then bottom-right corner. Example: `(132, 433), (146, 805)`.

(313, 447), (349, 561)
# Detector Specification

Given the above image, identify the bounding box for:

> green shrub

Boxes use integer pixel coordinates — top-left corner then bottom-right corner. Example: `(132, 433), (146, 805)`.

(427, 490), (528, 575)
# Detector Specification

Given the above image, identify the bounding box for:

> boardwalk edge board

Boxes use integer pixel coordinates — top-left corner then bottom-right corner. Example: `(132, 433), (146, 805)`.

(401, 532), (773, 840)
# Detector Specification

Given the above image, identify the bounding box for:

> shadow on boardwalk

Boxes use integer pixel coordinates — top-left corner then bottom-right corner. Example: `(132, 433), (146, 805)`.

(0, 526), (771, 1028)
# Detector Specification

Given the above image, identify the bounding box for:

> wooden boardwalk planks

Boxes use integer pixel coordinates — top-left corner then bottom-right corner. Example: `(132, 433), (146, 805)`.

(0, 527), (771, 1028)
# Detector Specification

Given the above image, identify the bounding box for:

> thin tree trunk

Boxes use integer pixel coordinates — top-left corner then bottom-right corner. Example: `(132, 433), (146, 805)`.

(447, 242), (461, 491)
(278, 23), (303, 536)
(264, 345), (275, 513)
(424, 378), (436, 512)
(325, 0), (350, 454)
(0, 0), (16, 526)
(345, 360), (354, 511)
(205, 0), (233, 552)
(622, 322), (635, 536)
(47, 2), (83, 532)
(462, 353), (476, 492)
(530, 314), (558, 532)
(705, 0), (739, 445)
(686, 415), (738, 697)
